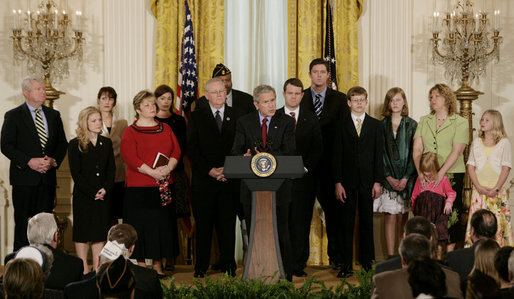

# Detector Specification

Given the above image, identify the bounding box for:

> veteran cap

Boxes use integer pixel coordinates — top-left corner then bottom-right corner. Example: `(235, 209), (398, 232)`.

(212, 63), (231, 78)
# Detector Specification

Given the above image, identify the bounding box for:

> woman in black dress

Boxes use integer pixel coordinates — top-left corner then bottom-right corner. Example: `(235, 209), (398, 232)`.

(154, 85), (189, 264)
(68, 106), (115, 273)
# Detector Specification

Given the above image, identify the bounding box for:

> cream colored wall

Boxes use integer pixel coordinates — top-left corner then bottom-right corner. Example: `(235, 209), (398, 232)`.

(0, 0), (156, 260)
(360, 0), (514, 260)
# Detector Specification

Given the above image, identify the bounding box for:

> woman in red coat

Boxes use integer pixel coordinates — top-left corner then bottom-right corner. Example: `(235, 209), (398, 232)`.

(121, 90), (180, 277)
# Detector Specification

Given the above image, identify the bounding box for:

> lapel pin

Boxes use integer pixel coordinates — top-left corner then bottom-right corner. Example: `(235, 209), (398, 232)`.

(274, 126), (277, 129)
(226, 117), (230, 121)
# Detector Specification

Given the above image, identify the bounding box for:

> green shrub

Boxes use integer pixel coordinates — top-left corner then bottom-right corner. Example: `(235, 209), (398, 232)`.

(161, 265), (374, 299)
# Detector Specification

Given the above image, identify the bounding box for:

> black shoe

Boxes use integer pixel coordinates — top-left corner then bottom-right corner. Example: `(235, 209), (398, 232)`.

(293, 270), (307, 277)
(337, 268), (353, 278)
(331, 261), (343, 270)
(193, 271), (205, 278)
(285, 273), (293, 282)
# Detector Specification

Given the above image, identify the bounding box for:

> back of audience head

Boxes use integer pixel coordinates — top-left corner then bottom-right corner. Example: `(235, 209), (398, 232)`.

(399, 233), (431, 266)
(97, 256), (135, 299)
(508, 250), (514, 283)
(3, 258), (45, 299)
(108, 224), (138, 250)
(408, 257), (447, 298)
(494, 246), (514, 287)
(404, 216), (432, 239)
(471, 238), (501, 284)
(471, 209), (498, 241)
(14, 245), (53, 280)
(27, 212), (58, 247)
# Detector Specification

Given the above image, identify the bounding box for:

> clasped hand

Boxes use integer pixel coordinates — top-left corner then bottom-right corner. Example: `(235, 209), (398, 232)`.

(28, 156), (54, 173)
(209, 167), (226, 182)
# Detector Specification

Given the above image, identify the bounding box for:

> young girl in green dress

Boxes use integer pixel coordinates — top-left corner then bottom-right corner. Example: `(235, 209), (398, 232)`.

(465, 110), (513, 247)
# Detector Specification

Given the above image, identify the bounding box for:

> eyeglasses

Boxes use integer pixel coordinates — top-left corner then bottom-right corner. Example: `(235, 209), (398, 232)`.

(208, 90), (226, 95)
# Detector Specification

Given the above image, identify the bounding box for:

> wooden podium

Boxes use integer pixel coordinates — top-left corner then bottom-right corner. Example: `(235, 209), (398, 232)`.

(224, 155), (304, 282)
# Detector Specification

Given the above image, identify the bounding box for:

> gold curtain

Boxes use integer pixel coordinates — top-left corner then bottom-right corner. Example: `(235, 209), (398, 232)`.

(287, 0), (362, 266)
(152, 0), (224, 101)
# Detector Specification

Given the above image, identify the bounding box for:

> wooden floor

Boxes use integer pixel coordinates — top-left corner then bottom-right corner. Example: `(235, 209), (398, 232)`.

(164, 265), (359, 288)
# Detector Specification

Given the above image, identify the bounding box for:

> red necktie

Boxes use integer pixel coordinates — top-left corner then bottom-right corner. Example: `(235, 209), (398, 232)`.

(290, 112), (296, 131)
(261, 118), (268, 148)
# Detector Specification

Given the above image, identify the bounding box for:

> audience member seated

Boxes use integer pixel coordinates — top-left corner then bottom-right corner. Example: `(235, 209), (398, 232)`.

(446, 209), (497, 289)
(500, 251), (514, 298)
(14, 245), (53, 280)
(372, 233), (462, 299)
(466, 238), (501, 298)
(97, 256), (135, 299)
(2, 258), (45, 299)
(375, 216), (432, 275)
(4, 213), (84, 289)
(64, 224), (162, 299)
(494, 246), (514, 290)
(408, 258), (447, 298)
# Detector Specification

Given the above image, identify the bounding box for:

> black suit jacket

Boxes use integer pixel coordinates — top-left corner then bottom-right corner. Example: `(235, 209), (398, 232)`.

(374, 255), (402, 275)
(276, 107), (322, 174)
(231, 111), (296, 156)
(68, 136), (115, 199)
(195, 89), (255, 120)
(1, 103), (67, 186)
(4, 244), (84, 290)
(187, 105), (237, 191)
(446, 240), (480, 289)
(300, 87), (347, 171)
(63, 263), (162, 299)
(333, 113), (384, 189)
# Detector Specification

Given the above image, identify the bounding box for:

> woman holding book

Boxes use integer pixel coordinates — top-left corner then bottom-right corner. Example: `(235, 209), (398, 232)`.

(121, 90), (181, 277)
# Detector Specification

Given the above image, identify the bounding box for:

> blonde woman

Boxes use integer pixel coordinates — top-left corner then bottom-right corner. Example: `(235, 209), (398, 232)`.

(466, 110), (513, 247)
(68, 106), (115, 273)
(96, 87), (128, 223)
(466, 238), (501, 297)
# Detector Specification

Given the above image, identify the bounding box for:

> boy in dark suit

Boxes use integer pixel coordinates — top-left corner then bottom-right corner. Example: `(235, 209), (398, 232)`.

(333, 86), (384, 277)
(188, 77), (238, 277)
(277, 78), (322, 277)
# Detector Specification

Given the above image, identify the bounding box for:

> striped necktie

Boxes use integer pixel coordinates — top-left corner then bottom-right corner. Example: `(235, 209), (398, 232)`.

(34, 108), (48, 149)
(314, 94), (322, 118)
(356, 118), (362, 136)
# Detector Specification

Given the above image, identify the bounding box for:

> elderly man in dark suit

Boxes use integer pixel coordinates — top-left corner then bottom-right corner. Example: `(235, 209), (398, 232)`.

(4, 213), (84, 289)
(372, 233), (463, 299)
(300, 58), (348, 270)
(446, 209), (498, 291)
(195, 63), (255, 120)
(1, 75), (67, 251)
(231, 84), (296, 280)
(188, 77), (238, 278)
(277, 78), (322, 277)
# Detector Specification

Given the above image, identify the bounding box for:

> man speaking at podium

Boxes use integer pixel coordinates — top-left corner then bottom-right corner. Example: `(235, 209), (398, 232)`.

(231, 84), (296, 280)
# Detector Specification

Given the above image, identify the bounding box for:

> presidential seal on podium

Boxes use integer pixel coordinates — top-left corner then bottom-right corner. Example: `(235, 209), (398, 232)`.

(250, 152), (277, 177)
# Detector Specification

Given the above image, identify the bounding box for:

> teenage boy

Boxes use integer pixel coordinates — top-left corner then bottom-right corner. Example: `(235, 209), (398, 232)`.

(333, 86), (384, 278)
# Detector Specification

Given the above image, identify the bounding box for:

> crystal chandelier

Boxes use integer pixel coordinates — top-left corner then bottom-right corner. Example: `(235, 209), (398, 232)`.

(431, 0), (502, 86)
(11, 0), (84, 106)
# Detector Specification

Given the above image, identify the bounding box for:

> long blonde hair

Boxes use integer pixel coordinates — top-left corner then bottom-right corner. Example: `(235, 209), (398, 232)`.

(420, 152), (440, 177)
(470, 238), (501, 285)
(76, 106), (101, 152)
(478, 109), (507, 144)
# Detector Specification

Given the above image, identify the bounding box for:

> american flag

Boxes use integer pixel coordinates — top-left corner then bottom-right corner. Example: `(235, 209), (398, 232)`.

(175, 0), (198, 116)
(324, 0), (338, 90)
